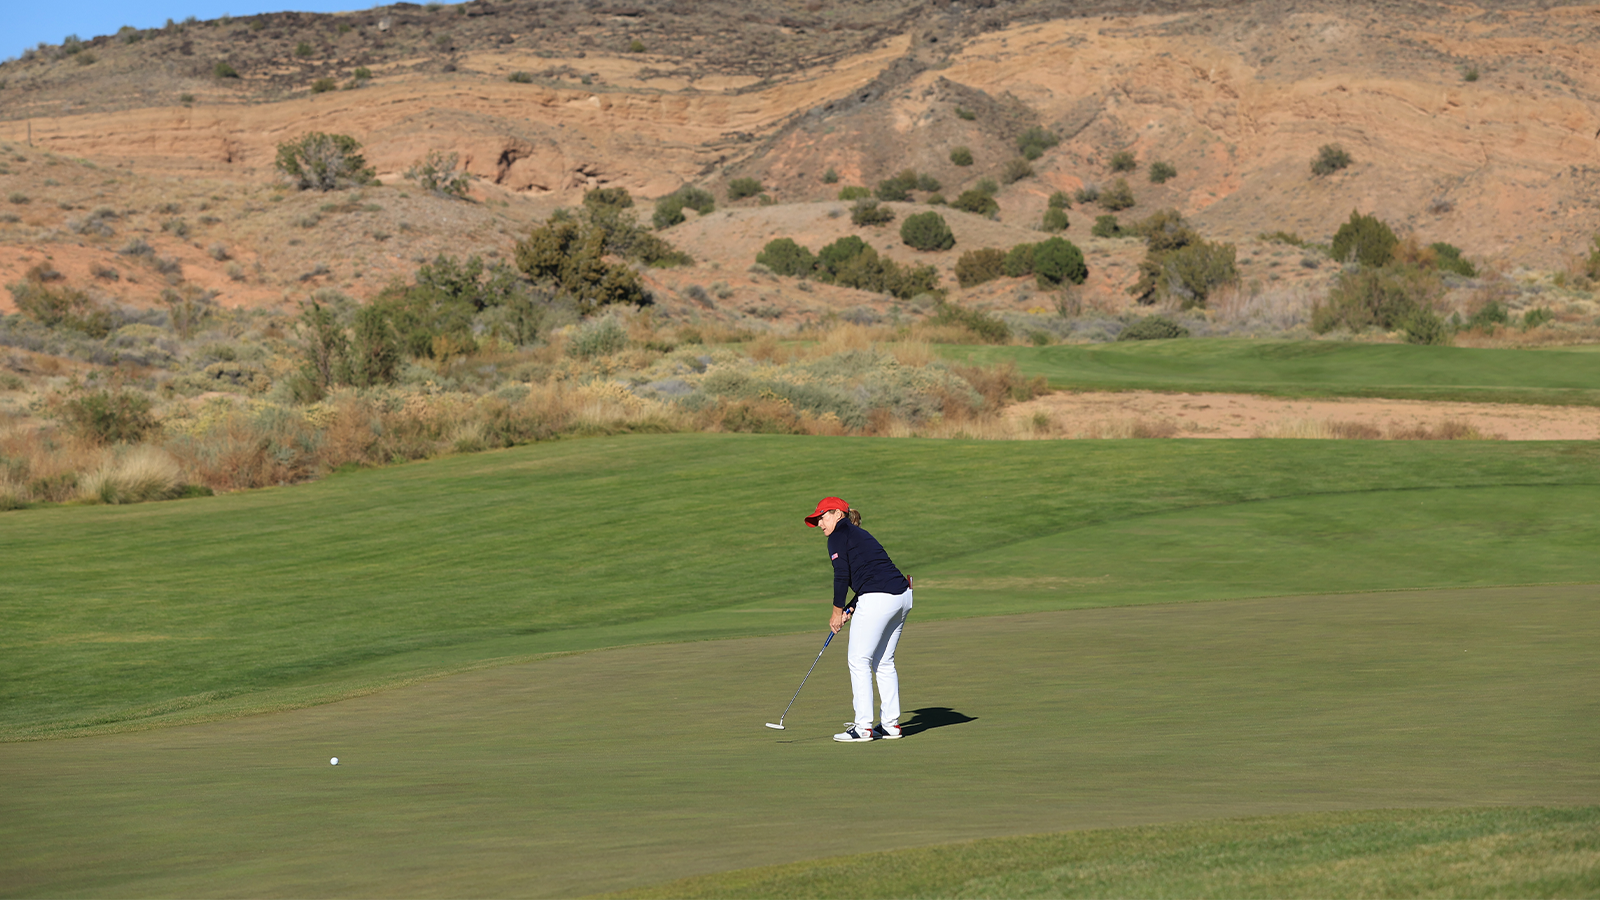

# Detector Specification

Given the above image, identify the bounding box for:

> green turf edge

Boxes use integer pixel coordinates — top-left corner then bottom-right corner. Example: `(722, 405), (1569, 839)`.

(598, 806), (1600, 900)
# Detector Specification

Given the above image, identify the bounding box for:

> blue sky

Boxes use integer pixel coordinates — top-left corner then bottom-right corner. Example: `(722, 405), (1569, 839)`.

(4, 1), (376, 63)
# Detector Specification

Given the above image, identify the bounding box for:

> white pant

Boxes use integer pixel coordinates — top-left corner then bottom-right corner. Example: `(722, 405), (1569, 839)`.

(846, 588), (912, 730)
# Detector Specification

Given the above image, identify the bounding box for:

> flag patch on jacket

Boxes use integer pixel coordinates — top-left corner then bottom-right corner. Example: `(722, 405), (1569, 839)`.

(831, 552), (839, 560)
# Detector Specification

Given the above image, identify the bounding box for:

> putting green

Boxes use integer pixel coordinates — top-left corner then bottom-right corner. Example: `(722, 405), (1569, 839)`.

(2, 586), (1594, 898)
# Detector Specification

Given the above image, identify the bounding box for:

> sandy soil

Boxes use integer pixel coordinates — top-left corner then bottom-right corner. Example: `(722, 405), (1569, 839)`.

(1007, 390), (1600, 440)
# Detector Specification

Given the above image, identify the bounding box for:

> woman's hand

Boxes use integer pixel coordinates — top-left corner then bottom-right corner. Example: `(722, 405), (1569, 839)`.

(829, 605), (852, 634)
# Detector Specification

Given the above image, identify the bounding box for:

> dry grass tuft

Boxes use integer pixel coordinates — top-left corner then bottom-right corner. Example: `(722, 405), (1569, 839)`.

(79, 445), (181, 504)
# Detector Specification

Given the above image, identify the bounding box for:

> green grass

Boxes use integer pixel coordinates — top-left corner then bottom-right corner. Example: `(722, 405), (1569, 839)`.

(6, 435), (1600, 739)
(2, 589), (1595, 897)
(3, 433), (1600, 895)
(941, 339), (1600, 405)
(608, 807), (1600, 898)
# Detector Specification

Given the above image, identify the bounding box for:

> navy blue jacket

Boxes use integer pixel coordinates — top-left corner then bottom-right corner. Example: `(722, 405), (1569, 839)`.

(826, 521), (908, 609)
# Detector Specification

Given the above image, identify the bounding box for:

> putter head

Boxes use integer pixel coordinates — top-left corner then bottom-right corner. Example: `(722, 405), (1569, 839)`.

(765, 722), (785, 730)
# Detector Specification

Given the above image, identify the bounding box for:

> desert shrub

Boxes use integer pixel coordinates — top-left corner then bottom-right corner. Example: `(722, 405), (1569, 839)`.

(1523, 307), (1554, 330)
(875, 169), (920, 202)
(917, 173), (941, 192)
(275, 132), (375, 191)
(294, 41), (314, 58)
(1091, 214), (1123, 238)
(950, 146), (974, 166)
(404, 150), (471, 199)
(1311, 143), (1352, 176)
(1100, 178), (1136, 211)
(837, 186), (871, 201)
(1017, 126), (1059, 161)
(311, 78), (337, 94)
(1032, 236), (1089, 288)
(813, 238), (938, 298)
(900, 211), (955, 251)
(1003, 243), (1035, 278)
(508, 71), (533, 83)
(1042, 208), (1069, 232)
(1127, 210), (1236, 308)
(1402, 308), (1452, 345)
(515, 219), (650, 314)
(975, 178), (999, 196)
(1158, 240), (1238, 309)
(163, 286), (218, 339)
(727, 177), (763, 201)
(1074, 182), (1100, 205)
(756, 238), (817, 276)
(955, 106), (976, 120)
(1117, 315), (1190, 341)
(1430, 242), (1476, 277)
(1259, 230), (1305, 247)
(1466, 299), (1509, 331)
(816, 236), (871, 281)
(568, 314), (628, 358)
(1149, 161), (1177, 184)
(822, 167), (839, 183)
(950, 190), (999, 217)
(1312, 265), (1440, 334)
(1048, 191), (1072, 210)
(1331, 210), (1398, 267)
(1001, 157), (1033, 184)
(1109, 150), (1137, 172)
(851, 199), (894, 227)
(52, 384), (158, 444)
(214, 61), (239, 78)
(925, 193), (946, 206)
(9, 281), (113, 337)
(628, 38), (646, 53)
(652, 186), (716, 230)
(583, 187), (633, 210)
(955, 248), (1006, 288)
(930, 302), (1009, 343)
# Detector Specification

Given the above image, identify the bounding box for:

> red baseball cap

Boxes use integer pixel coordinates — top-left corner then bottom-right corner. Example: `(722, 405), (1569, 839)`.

(805, 496), (848, 527)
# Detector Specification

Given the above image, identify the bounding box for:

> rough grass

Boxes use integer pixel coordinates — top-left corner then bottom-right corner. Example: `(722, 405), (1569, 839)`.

(609, 807), (1600, 899)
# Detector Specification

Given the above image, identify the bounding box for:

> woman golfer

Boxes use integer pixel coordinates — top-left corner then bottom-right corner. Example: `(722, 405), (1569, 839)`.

(805, 497), (913, 742)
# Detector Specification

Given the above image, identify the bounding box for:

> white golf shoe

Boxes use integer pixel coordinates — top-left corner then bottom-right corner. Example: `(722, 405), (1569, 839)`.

(833, 723), (874, 742)
(877, 721), (902, 739)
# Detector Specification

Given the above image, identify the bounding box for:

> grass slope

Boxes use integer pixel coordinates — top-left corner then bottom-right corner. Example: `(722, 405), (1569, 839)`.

(942, 339), (1600, 405)
(6, 434), (1600, 739)
(608, 807), (1600, 899)
(1, 590), (1595, 897)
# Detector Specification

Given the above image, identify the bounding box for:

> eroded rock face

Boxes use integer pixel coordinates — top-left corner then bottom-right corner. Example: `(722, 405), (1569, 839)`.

(2, 0), (1596, 315)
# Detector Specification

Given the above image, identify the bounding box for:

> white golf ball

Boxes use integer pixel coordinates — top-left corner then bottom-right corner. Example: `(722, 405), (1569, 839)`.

(330, 757), (339, 766)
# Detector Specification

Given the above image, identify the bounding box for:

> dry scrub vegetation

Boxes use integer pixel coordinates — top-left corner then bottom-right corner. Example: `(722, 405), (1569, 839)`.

(0, 307), (1057, 510)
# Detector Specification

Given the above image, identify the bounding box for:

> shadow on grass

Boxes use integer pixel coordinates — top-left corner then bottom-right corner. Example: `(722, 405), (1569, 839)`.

(900, 706), (976, 737)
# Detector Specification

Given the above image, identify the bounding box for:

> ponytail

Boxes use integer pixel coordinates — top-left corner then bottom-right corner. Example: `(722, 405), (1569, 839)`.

(847, 508), (862, 526)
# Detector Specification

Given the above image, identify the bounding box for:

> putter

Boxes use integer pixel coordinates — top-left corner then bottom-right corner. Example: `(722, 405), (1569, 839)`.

(765, 630), (835, 731)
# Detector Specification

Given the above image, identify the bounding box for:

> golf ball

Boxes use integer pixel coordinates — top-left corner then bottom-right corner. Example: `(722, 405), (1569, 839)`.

(330, 757), (339, 766)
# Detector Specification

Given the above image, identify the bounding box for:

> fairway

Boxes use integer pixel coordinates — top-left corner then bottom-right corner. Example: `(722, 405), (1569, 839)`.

(4, 433), (1599, 897)
(6, 434), (1600, 740)
(943, 340), (1600, 405)
(1, 587), (1594, 897)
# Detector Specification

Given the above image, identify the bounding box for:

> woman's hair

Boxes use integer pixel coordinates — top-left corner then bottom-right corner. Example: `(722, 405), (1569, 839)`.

(847, 508), (862, 526)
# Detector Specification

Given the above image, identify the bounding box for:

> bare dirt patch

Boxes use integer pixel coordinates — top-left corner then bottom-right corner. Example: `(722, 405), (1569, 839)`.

(1008, 390), (1600, 440)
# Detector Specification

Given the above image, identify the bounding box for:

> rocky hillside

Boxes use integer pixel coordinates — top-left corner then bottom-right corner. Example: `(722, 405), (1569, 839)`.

(2, 0), (1598, 321)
